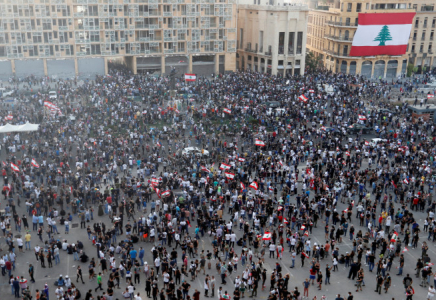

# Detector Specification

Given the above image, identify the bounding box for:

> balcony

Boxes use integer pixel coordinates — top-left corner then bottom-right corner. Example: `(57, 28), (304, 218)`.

(324, 49), (354, 58)
(264, 51), (272, 56)
(326, 21), (357, 28)
(324, 34), (352, 43)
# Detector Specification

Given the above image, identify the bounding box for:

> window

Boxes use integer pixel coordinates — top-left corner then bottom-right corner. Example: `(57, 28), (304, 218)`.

(429, 43), (433, 52)
(420, 44), (424, 52)
(424, 18), (428, 28)
(356, 3), (361, 12)
(422, 31), (426, 40)
(415, 18), (419, 28)
(347, 3), (352, 12)
(296, 32), (303, 54)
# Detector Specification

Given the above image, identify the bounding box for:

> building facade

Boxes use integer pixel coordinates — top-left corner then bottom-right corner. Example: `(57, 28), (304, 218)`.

(307, 0), (436, 78)
(0, 0), (237, 79)
(236, 0), (308, 76)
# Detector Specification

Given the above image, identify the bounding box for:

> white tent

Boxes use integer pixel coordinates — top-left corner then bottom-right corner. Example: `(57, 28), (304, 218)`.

(0, 122), (39, 133)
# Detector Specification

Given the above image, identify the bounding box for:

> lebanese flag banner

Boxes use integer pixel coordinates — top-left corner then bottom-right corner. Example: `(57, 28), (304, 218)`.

(299, 95), (308, 103)
(350, 13), (416, 56)
(155, 188), (161, 198)
(225, 172), (235, 179)
(4, 115), (13, 121)
(391, 180), (397, 189)
(283, 218), (289, 224)
(302, 252), (309, 258)
(238, 157), (245, 162)
(358, 115), (367, 121)
(249, 181), (258, 190)
(308, 89), (314, 93)
(184, 73), (196, 81)
(300, 225), (306, 231)
(428, 94), (435, 99)
(255, 139), (265, 147)
(364, 141), (369, 146)
(403, 178), (409, 184)
(320, 126), (326, 131)
(2, 161), (6, 167)
(156, 141), (161, 147)
(10, 163), (19, 172)
(287, 124), (291, 129)
(402, 247), (408, 252)
(31, 159), (39, 168)
(220, 163), (231, 170)
(268, 186), (274, 192)
(240, 182), (246, 190)
(345, 151), (350, 156)
(223, 108), (231, 114)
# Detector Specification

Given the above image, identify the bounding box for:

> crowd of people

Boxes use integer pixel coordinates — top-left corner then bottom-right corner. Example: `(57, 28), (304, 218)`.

(0, 69), (436, 300)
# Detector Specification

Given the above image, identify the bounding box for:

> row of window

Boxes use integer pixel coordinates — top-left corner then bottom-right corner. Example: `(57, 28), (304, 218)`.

(340, 2), (434, 13)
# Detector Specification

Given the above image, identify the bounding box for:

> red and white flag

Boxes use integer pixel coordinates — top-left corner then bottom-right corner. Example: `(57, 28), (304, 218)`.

(391, 231), (399, 243)
(225, 172), (235, 180)
(161, 190), (171, 198)
(287, 124), (291, 129)
(299, 95), (308, 103)
(4, 115), (13, 121)
(402, 247), (408, 253)
(184, 73), (196, 81)
(10, 163), (19, 172)
(262, 232), (272, 240)
(283, 218), (289, 224)
(308, 89), (314, 93)
(320, 126), (326, 131)
(345, 151), (350, 156)
(240, 182), (246, 190)
(391, 180), (397, 189)
(255, 139), (265, 147)
(31, 159), (39, 168)
(302, 252), (309, 258)
(1, 161), (6, 167)
(403, 178), (409, 184)
(219, 163), (231, 170)
(365, 141), (369, 146)
(300, 225), (306, 231)
(268, 186), (274, 192)
(156, 141), (161, 147)
(249, 181), (258, 190)
(223, 108), (231, 114)
(175, 109), (180, 114)
(358, 115), (367, 121)
(201, 166), (210, 173)
(349, 13), (415, 56)
(238, 157), (245, 162)
(428, 94), (434, 99)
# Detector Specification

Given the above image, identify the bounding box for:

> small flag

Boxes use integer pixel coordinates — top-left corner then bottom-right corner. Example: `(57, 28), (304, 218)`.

(10, 163), (19, 172)
(31, 159), (39, 168)
(403, 178), (409, 184)
(219, 163), (231, 170)
(184, 73), (196, 81)
(262, 232), (272, 240)
(225, 172), (235, 180)
(391, 180), (397, 189)
(161, 190), (171, 198)
(300, 225), (306, 231)
(201, 166), (210, 173)
(358, 115), (367, 121)
(308, 89), (315, 93)
(391, 231), (398, 243)
(240, 182), (246, 190)
(249, 181), (258, 190)
(269, 186), (274, 192)
(238, 157), (245, 162)
(223, 108), (232, 114)
(365, 141), (369, 146)
(299, 95), (308, 103)
(156, 141), (162, 147)
(255, 139), (265, 147)
(402, 247), (408, 252)
(2, 161), (6, 167)
(345, 151), (350, 156)
(321, 126), (326, 131)
(428, 94), (434, 99)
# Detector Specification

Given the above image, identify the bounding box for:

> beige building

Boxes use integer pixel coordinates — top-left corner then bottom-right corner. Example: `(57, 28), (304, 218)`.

(307, 0), (436, 78)
(0, 0), (237, 79)
(236, 0), (308, 76)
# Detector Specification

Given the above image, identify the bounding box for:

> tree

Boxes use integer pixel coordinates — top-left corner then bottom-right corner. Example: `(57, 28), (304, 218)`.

(406, 63), (414, 77)
(305, 51), (322, 73)
(374, 25), (393, 46)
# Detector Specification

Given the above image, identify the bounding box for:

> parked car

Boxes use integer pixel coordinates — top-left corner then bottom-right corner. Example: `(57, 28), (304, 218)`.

(348, 123), (372, 134)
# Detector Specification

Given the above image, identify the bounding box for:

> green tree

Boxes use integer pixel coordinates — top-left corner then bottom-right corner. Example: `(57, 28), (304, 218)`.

(406, 63), (414, 77)
(305, 51), (322, 73)
(374, 25), (393, 46)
